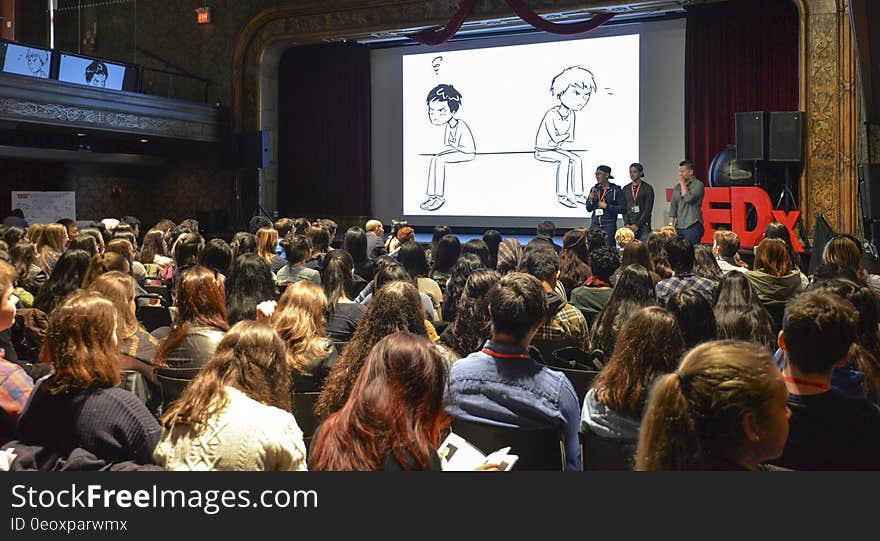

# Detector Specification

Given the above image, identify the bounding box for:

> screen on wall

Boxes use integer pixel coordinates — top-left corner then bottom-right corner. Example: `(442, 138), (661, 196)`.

(0, 41), (52, 79)
(57, 52), (128, 91)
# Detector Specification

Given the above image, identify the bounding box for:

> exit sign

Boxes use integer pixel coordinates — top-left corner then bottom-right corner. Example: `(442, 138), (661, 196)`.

(196, 7), (211, 24)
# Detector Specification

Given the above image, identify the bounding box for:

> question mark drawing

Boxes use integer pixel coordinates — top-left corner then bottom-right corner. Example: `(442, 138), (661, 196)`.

(432, 56), (443, 77)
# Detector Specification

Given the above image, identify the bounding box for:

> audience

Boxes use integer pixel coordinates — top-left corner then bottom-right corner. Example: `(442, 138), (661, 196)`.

(33, 249), (90, 315)
(570, 246), (620, 326)
(665, 289), (717, 349)
(822, 234), (880, 292)
(320, 249), (367, 350)
(36, 223), (68, 273)
(636, 340), (789, 471)
(17, 291), (161, 465)
(200, 238), (233, 278)
(482, 229), (502, 269)
(445, 272), (581, 471)
(225, 253), (277, 325)
(343, 226), (376, 281)
(310, 333), (448, 471)
(558, 228), (591, 297)
(439, 269), (501, 359)
(140, 229), (172, 268)
(81, 251), (130, 288)
(154, 321), (307, 471)
(713, 272), (775, 351)
(364, 219), (387, 260)
(583, 307), (684, 446)
(256, 227), (285, 273)
(536, 220), (562, 254)
(613, 239), (660, 285)
(773, 290), (880, 469)
(429, 234), (461, 294)
(0, 260), (32, 444)
(655, 236), (716, 305)
(316, 281), (427, 419)
(154, 266), (229, 369)
(746, 237), (806, 330)
(398, 241), (443, 321)
(712, 230), (747, 274)
(588, 265), (657, 362)
(692, 245), (723, 283)
(461, 238), (492, 269)
(442, 254), (484, 322)
(495, 238), (523, 275)
(277, 236), (320, 287)
(230, 232), (258, 261)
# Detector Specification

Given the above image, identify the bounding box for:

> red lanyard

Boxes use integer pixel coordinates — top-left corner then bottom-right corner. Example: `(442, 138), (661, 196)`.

(481, 348), (530, 360)
(599, 188), (609, 202)
(783, 376), (830, 391)
(631, 182), (641, 202)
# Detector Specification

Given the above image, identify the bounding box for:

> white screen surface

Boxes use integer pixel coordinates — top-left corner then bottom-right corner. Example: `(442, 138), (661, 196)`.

(402, 35), (639, 218)
(2, 43), (50, 79)
(372, 18), (686, 230)
(58, 54), (126, 90)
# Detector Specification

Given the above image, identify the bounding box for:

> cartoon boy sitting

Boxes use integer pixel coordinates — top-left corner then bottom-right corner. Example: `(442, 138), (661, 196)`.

(534, 66), (597, 209)
(421, 84), (476, 212)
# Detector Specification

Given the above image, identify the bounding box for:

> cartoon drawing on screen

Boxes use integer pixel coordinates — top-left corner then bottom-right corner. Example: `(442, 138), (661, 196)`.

(25, 49), (49, 78)
(420, 84), (476, 211)
(534, 66), (597, 209)
(85, 60), (108, 88)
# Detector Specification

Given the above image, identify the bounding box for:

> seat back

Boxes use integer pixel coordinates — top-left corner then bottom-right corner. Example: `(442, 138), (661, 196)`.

(136, 303), (173, 332)
(530, 335), (581, 366)
(546, 365), (600, 406)
(292, 392), (322, 446)
(450, 417), (564, 471)
(143, 284), (173, 306)
(581, 429), (637, 471)
(155, 367), (201, 411)
(119, 370), (152, 406)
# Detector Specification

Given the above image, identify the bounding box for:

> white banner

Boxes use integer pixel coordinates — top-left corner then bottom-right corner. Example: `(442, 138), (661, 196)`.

(11, 191), (77, 225)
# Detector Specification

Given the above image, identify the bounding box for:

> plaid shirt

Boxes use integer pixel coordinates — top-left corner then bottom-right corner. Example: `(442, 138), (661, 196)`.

(655, 273), (717, 305)
(536, 302), (589, 348)
(1, 360), (34, 441)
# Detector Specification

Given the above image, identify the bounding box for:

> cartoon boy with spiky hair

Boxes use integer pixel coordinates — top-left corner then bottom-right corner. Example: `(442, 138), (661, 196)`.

(421, 84), (476, 211)
(534, 66), (597, 209)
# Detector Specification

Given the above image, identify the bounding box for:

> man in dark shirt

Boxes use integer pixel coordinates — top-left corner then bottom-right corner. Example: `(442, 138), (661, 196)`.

(622, 162), (654, 243)
(535, 220), (562, 254)
(585, 165), (626, 247)
(570, 246), (620, 326)
(655, 236), (716, 305)
(772, 290), (880, 470)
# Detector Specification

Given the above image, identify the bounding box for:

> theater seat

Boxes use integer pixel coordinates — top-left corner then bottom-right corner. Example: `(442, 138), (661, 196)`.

(450, 417), (565, 471)
(293, 392), (322, 447)
(580, 429), (636, 471)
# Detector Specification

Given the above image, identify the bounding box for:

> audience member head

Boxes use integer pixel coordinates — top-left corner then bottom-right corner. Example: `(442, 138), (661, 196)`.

(714, 272), (775, 351)
(0, 260), (18, 331)
(461, 238), (491, 269)
(636, 340), (789, 470)
(255, 227), (279, 263)
(619, 239), (654, 275)
(319, 219), (338, 245)
(488, 272), (547, 345)
(200, 238), (233, 277)
(398, 240), (430, 279)
(270, 281), (329, 375)
(537, 220), (556, 239)
(811, 262), (862, 285)
(162, 321), (291, 429)
(225, 253), (276, 325)
(781, 290), (859, 376)
(172, 232), (205, 270)
(39, 290), (122, 393)
(343, 227), (368, 263)
(482, 230), (502, 269)
(693, 245), (722, 282)
(589, 265), (657, 358)
(322, 249), (355, 313)
(105, 239), (135, 271)
(120, 216), (140, 239)
(274, 217), (294, 239)
(585, 228), (608, 252)
(615, 227), (635, 248)
(81, 251), (129, 288)
(26, 223), (45, 246)
(665, 236), (695, 274)
(140, 229), (166, 264)
(589, 246), (621, 283)
(764, 222), (800, 271)
(248, 215), (273, 235)
(230, 232), (258, 261)
(11, 240), (37, 282)
(67, 235), (99, 258)
(822, 234), (866, 280)
(521, 246), (559, 288)
(3, 226), (25, 250)
(306, 226), (330, 257)
(432, 225), (452, 254)
(87, 271), (141, 342)
(38, 222), (68, 256)
(559, 228), (591, 293)
(496, 238), (523, 275)
(713, 230), (740, 259)
(310, 332), (449, 471)
(293, 217), (310, 236)
(57, 218), (78, 241)
(430, 234), (461, 275)
(316, 281), (426, 419)
(281, 235), (311, 267)
(395, 226), (415, 246)
(33, 249), (90, 314)
(441, 269), (501, 358)
(665, 290), (716, 348)
(365, 219), (384, 237)
(442, 254), (484, 321)
(753, 238), (792, 277)
(594, 307), (684, 419)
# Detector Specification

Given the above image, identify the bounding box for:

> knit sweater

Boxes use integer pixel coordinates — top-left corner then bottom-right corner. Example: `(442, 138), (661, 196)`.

(17, 378), (162, 465)
(154, 386), (308, 471)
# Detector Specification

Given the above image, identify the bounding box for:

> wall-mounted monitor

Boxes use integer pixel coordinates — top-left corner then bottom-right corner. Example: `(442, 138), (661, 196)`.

(57, 52), (137, 91)
(0, 40), (52, 79)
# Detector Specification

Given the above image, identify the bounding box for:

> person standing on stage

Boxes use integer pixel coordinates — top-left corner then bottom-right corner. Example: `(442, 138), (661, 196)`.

(622, 163), (654, 243)
(668, 160), (705, 245)
(585, 165), (626, 247)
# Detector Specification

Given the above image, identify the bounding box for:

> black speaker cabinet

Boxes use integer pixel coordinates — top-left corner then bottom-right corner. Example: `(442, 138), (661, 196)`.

(769, 111), (804, 162)
(241, 131), (271, 170)
(735, 111), (767, 161)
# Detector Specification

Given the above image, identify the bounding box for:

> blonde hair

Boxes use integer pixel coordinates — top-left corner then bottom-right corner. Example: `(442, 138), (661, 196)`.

(26, 223), (46, 246)
(256, 227), (279, 263)
(615, 227), (635, 247)
(635, 340), (779, 471)
(270, 281), (330, 375)
(87, 271), (140, 341)
(37, 223), (67, 271)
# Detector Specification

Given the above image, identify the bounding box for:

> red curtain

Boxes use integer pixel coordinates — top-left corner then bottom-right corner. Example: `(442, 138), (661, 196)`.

(278, 42), (372, 217)
(686, 0), (799, 181)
